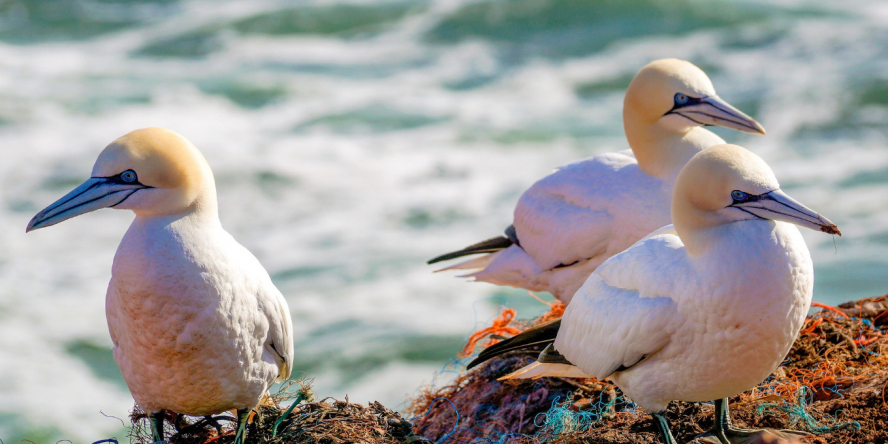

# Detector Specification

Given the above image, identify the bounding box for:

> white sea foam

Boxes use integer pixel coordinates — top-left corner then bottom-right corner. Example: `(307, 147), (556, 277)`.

(0, 0), (886, 440)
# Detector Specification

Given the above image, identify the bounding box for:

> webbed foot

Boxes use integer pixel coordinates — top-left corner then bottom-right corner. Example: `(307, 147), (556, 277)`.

(233, 408), (251, 444)
(692, 399), (808, 444)
(692, 428), (806, 444)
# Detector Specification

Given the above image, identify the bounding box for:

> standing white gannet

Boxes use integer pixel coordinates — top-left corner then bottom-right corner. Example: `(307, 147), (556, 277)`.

(27, 128), (294, 444)
(429, 59), (766, 302)
(467, 144), (840, 444)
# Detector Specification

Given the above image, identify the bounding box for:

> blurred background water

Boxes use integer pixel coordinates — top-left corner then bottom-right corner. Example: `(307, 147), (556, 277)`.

(0, 0), (886, 441)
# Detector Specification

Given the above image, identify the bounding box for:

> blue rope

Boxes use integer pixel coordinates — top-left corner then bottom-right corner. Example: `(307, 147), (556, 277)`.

(755, 386), (860, 434)
(470, 297), (510, 333)
(534, 393), (598, 436)
(408, 397), (460, 443)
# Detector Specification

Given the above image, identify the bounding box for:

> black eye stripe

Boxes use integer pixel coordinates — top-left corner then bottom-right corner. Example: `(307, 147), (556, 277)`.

(731, 191), (759, 204)
(727, 190), (777, 207)
(114, 170), (136, 183)
(102, 170), (149, 187)
(664, 94), (704, 115)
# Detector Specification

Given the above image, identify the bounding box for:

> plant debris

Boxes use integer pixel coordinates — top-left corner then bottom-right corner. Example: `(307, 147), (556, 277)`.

(128, 379), (428, 444)
(120, 295), (888, 443)
(409, 295), (888, 443)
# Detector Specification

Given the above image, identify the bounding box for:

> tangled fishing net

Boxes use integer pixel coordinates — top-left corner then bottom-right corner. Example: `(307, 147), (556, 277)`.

(108, 295), (888, 443)
(409, 295), (888, 443)
(127, 377), (428, 444)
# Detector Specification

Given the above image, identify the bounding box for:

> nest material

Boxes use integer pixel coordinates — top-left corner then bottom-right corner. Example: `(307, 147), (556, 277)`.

(409, 296), (888, 443)
(121, 296), (888, 443)
(129, 379), (428, 444)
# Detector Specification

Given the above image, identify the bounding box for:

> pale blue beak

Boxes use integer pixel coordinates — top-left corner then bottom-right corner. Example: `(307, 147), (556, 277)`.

(26, 177), (149, 232)
(730, 189), (840, 235)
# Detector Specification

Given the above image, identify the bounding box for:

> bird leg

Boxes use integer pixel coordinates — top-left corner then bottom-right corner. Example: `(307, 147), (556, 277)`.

(652, 411), (679, 444)
(233, 408), (251, 444)
(203, 415), (223, 434)
(693, 398), (809, 444)
(150, 411), (165, 443)
(603, 384), (618, 419)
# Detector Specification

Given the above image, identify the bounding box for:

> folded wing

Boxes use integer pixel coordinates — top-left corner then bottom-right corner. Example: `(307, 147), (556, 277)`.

(514, 151), (669, 271)
(257, 284), (294, 382)
(554, 232), (687, 379)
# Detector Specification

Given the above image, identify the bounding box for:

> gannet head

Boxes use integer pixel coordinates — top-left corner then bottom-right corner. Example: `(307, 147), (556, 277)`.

(625, 59), (766, 135)
(672, 144), (840, 244)
(27, 128), (216, 232)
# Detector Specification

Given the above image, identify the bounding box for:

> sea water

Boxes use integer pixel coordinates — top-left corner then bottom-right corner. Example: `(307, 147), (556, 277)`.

(0, 0), (886, 441)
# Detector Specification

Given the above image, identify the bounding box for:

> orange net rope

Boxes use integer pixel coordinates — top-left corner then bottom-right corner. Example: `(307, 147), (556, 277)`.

(529, 292), (566, 325)
(741, 298), (888, 406)
(460, 307), (522, 357)
(460, 293), (566, 357)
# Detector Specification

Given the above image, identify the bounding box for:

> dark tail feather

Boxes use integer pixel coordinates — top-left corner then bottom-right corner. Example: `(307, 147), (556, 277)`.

(466, 319), (561, 369)
(538, 343), (571, 364)
(427, 235), (513, 264)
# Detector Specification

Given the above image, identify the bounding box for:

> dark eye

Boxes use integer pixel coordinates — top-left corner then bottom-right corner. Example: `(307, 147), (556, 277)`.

(120, 170), (137, 183)
(731, 190), (747, 201)
(674, 93), (689, 105)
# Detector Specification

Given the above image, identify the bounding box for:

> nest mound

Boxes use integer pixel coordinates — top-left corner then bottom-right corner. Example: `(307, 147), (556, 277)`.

(408, 296), (888, 443)
(121, 296), (888, 443)
(129, 380), (428, 444)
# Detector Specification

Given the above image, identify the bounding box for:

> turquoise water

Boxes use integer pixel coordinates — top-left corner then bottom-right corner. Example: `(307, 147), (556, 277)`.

(0, 0), (886, 441)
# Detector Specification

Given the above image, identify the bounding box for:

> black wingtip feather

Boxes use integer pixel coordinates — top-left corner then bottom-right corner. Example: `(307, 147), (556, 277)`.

(466, 319), (562, 369)
(427, 235), (514, 264)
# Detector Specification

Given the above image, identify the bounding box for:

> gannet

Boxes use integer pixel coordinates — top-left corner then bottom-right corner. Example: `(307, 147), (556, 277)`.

(467, 144), (840, 444)
(27, 128), (294, 444)
(429, 59), (766, 303)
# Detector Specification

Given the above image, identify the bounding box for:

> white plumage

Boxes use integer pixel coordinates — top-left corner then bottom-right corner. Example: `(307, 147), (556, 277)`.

(554, 219), (812, 411)
(107, 209), (293, 415)
(471, 144), (839, 443)
(432, 59), (765, 302)
(467, 150), (674, 300)
(28, 127), (293, 442)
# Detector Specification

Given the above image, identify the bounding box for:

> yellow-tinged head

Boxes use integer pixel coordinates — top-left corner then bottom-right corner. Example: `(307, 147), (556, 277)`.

(95, 128), (207, 191)
(624, 58), (765, 135)
(27, 128), (216, 232)
(672, 144), (839, 251)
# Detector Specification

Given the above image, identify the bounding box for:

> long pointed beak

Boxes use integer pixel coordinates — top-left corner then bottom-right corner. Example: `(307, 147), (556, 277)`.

(26, 177), (147, 232)
(731, 189), (841, 235)
(674, 95), (766, 135)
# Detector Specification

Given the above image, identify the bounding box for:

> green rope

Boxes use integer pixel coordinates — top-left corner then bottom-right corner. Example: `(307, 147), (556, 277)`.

(271, 389), (312, 437)
(755, 387), (860, 434)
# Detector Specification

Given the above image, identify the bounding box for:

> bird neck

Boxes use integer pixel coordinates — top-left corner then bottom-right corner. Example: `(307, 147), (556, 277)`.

(130, 169), (220, 220)
(132, 191), (221, 231)
(188, 188), (220, 221)
(673, 208), (784, 258)
(671, 197), (732, 256)
(624, 115), (725, 180)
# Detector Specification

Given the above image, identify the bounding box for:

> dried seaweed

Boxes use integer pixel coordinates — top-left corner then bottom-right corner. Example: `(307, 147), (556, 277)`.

(117, 295), (888, 444)
(128, 379), (427, 444)
(409, 295), (888, 443)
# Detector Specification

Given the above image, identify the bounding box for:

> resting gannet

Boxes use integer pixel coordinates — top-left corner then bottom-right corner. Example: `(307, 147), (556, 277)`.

(27, 128), (294, 444)
(467, 144), (840, 444)
(429, 59), (766, 303)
